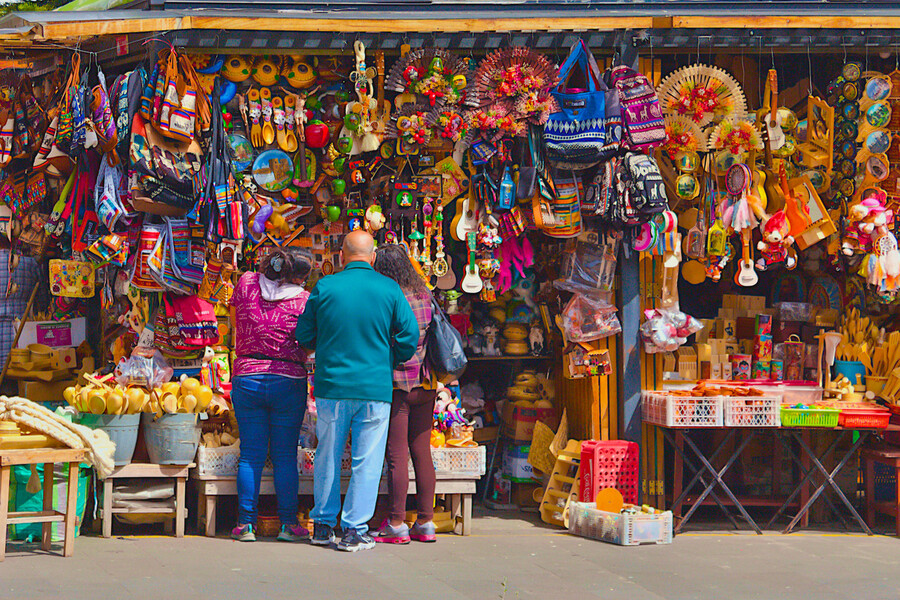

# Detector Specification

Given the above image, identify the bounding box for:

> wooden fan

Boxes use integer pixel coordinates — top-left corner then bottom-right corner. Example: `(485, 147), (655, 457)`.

(469, 47), (559, 113)
(664, 115), (709, 154)
(657, 64), (748, 127)
(385, 48), (469, 110)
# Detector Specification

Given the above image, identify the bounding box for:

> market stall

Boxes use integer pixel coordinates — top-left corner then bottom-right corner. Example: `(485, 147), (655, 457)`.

(2, 1), (900, 545)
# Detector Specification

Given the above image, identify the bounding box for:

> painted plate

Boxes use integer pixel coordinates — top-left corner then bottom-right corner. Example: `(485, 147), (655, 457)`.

(227, 134), (254, 173)
(809, 275), (842, 310)
(252, 149), (293, 192)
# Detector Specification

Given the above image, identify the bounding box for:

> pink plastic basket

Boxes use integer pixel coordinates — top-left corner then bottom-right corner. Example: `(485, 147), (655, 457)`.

(579, 440), (639, 505)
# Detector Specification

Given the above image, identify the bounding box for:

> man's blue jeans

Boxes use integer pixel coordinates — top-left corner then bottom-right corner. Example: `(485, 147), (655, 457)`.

(311, 398), (391, 534)
(232, 374), (306, 526)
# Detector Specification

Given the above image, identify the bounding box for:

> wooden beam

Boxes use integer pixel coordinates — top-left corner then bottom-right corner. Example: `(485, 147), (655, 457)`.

(673, 15), (900, 29)
(38, 15), (652, 40)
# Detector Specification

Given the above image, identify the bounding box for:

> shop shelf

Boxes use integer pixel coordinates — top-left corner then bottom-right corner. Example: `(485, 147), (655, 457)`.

(567, 502), (673, 546)
(779, 406), (840, 428)
(722, 395), (781, 427)
(641, 391), (723, 428)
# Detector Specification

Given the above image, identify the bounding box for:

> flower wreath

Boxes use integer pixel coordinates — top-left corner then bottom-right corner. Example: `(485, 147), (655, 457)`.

(668, 79), (735, 123)
(438, 110), (468, 142)
(713, 120), (762, 155)
(663, 121), (700, 160)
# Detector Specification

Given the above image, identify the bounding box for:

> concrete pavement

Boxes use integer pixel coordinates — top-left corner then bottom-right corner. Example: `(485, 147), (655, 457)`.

(2, 509), (899, 600)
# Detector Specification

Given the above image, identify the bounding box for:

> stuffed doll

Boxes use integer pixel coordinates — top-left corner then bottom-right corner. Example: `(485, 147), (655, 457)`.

(842, 198), (887, 256)
(756, 210), (795, 270)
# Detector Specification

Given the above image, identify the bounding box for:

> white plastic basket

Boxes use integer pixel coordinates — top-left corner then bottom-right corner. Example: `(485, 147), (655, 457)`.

(722, 395), (781, 427)
(409, 446), (487, 476)
(641, 391), (723, 427)
(567, 502), (673, 546)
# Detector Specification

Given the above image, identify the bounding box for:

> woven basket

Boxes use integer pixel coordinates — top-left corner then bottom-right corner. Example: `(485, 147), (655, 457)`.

(256, 515), (280, 537)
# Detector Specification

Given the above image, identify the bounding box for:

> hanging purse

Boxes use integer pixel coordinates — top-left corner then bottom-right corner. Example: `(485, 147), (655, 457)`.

(0, 168), (47, 219)
(543, 39), (622, 170)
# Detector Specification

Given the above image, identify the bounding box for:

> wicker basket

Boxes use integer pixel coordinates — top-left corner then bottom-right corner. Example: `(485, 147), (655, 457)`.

(256, 515), (280, 537)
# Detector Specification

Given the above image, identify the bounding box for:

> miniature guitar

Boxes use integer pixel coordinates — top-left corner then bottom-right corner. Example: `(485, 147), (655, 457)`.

(432, 203), (457, 289)
(451, 153), (480, 241)
(461, 231), (483, 294)
(735, 228), (759, 287)
(764, 69), (786, 151)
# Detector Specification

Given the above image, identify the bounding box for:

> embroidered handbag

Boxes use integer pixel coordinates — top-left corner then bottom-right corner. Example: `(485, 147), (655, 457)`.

(544, 40), (622, 170)
(606, 65), (667, 152)
(0, 169), (47, 218)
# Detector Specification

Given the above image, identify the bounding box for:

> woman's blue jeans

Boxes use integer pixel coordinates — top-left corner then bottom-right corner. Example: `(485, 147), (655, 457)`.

(232, 373), (306, 526)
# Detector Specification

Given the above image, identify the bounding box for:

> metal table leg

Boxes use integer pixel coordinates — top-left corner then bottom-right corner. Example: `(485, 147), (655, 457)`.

(767, 431), (848, 529)
(665, 431), (741, 531)
(664, 429), (761, 534)
(783, 430), (873, 535)
(768, 430), (846, 527)
(680, 430), (762, 534)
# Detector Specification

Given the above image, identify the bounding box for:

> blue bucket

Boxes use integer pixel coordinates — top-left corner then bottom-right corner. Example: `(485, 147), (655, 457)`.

(833, 360), (866, 387)
(142, 413), (201, 465)
(79, 413), (141, 466)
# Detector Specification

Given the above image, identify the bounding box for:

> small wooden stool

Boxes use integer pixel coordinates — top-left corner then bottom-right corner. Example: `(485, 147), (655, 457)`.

(101, 463), (194, 538)
(862, 447), (900, 536)
(0, 447), (88, 561)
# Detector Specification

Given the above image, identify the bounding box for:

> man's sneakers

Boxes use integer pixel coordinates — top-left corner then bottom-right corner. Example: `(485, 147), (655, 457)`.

(337, 529), (376, 552)
(311, 522), (336, 546)
(231, 524), (256, 542)
(276, 523), (310, 543)
(372, 520), (411, 544)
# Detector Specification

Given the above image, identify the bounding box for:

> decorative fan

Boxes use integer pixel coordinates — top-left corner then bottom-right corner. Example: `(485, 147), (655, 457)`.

(657, 64), (747, 127)
(663, 115), (708, 159)
(709, 118), (762, 155)
(469, 47), (559, 125)
(385, 102), (440, 147)
(466, 105), (526, 143)
(385, 48), (469, 108)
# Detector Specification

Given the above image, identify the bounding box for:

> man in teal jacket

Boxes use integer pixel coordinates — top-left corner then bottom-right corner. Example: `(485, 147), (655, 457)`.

(296, 230), (418, 552)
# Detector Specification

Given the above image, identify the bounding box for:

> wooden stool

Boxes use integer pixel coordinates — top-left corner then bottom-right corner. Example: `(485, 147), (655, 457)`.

(862, 447), (900, 536)
(0, 447), (88, 561)
(101, 463), (194, 538)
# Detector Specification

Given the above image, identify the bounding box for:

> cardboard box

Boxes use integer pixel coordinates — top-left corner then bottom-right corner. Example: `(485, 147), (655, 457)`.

(502, 403), (556, 443)
(473, 425), (499, 443)
(18, 379), (76, 403)
(51, 348), (77, 370)
(17, 318), (86, 349)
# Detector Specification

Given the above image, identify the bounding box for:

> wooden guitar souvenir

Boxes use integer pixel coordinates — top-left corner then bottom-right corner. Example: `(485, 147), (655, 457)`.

(735, 229), (759, 287)
(461, 231), (483, 294)
(762, 70), (785, 151)
(451, 153), (480, 241)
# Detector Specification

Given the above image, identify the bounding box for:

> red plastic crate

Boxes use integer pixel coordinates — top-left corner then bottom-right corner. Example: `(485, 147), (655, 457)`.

(838, 408), (891, 429)
(579, 440), (639, 505)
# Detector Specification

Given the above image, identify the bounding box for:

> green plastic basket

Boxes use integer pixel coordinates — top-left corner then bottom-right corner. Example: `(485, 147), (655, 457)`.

(780, 407), (840, 428)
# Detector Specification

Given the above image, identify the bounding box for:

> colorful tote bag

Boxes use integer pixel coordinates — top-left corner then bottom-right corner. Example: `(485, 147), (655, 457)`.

(544, 40), (622, 170)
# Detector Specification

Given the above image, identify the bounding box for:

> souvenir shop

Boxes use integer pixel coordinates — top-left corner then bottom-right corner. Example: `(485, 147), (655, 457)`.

(2, 6), (900, 552)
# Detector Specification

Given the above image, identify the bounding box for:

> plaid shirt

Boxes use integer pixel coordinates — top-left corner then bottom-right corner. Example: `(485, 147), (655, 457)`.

(393, 290), (432, 392)
(0, 249), (40, 368)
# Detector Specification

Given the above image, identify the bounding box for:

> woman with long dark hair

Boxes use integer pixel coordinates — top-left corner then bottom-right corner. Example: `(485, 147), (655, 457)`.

(371, 244), (437, 543)
(230, 248), (312, 542)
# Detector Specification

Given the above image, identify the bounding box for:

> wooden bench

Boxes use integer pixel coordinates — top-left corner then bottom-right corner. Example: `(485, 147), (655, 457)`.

(100, 463), (194, 538)
(192, 472), (476, 537)
(0, 447), (88, 561)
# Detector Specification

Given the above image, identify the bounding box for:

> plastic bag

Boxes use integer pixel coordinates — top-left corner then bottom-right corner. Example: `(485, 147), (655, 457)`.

(640, 308), (703, 354)
(115, 347), (174, 388)
(555, 232), (620, 295)
(561, 293), (622, 342)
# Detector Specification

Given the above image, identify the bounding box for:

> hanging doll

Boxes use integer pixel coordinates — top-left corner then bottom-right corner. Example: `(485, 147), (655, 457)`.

(756, 210), (795, 270)
(200, 346), (228, 393)
(842, 197), (886, 256)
